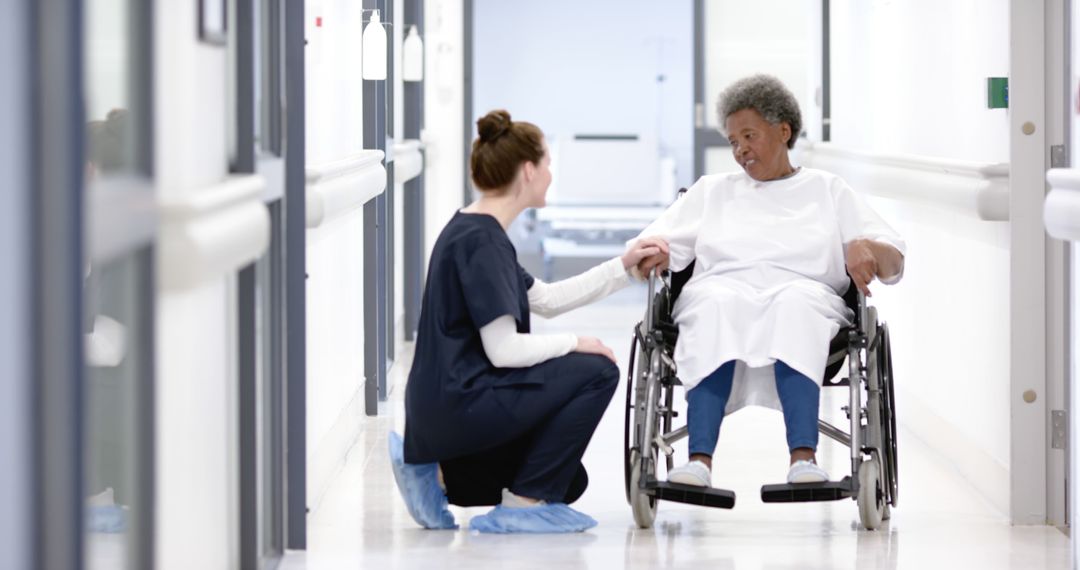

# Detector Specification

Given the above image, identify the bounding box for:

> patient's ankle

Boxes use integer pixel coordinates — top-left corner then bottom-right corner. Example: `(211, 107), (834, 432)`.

(789, 447), (816, 465)
(689, 453), (712, 470)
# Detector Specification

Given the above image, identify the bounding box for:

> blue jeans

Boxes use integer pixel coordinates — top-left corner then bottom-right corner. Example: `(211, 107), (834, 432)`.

(687, 360), (820, 457)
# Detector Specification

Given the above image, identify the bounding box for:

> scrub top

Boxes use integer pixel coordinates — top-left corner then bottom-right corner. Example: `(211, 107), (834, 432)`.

(404, 211), (539, 464)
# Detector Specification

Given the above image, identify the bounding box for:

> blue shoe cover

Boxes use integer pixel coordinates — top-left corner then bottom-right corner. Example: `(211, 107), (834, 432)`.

(86, 504), (128, 533)
(469, 503), (598, 534)
(388, 431), (458, 529)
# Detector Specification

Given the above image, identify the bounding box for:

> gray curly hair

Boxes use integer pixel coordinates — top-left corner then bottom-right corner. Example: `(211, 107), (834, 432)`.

(717, 74), (802, 149)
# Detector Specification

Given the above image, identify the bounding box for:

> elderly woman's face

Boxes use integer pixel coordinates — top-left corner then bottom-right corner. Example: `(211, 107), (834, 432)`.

(725, 108), (793, 182)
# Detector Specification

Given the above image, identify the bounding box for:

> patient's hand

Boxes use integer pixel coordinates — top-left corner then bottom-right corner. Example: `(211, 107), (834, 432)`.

(630, 237), (670, 277)
(621, 238), (666, 272)
(845, 239), (879, 297)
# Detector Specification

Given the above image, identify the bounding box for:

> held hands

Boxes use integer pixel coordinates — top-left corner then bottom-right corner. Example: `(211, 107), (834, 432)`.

(623, 237), (670, 278)
(621, 238), (665, 272)
(575, 336), (617, 364)
(845, 239), (879, 297)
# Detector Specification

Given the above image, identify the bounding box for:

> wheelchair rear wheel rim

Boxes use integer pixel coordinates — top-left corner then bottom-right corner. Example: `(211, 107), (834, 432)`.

(623, 332), (638, 505)
(630, 348), (662, 528)
(879, 324), (899, 507)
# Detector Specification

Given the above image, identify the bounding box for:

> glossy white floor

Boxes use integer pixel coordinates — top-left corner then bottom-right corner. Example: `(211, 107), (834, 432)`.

(281, 285), (1070, 570)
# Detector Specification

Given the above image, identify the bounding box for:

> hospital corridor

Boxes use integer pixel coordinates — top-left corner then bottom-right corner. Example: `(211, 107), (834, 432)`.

(2, 0), (1079, 569)
(281, 288), (1069, 569)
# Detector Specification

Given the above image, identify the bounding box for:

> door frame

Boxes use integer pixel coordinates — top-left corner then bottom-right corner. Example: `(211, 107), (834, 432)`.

(1047, 0), (1073, 531)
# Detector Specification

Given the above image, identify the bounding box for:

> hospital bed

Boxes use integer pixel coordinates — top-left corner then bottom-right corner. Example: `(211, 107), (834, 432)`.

(623, 197), (900, 531)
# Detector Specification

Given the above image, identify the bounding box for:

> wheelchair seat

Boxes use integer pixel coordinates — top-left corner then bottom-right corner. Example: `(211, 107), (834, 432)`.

(659, 259), (861, 383)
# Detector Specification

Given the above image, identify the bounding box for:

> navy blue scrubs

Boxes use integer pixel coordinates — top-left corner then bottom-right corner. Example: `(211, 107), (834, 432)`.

(404, 212), (619, 505)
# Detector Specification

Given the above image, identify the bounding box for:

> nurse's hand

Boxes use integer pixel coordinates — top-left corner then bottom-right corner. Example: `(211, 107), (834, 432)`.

(626, 236), (665, 272)
(845, 239), (879, 297)
(626, 237), (670, 275)
(575, 336), (618, 364)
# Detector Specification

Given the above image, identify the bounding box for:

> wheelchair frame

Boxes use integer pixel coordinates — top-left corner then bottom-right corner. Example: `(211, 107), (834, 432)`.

(623, 268), (899, 530)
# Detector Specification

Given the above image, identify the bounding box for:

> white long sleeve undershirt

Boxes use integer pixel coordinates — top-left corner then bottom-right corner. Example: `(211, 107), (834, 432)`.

(528, 256), (631, 318)
(479, 315), (578, 368)
(478, 257), (632, 368)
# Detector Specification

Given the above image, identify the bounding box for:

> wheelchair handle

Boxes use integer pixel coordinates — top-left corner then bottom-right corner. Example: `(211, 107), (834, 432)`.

(645, 268), (658, 333)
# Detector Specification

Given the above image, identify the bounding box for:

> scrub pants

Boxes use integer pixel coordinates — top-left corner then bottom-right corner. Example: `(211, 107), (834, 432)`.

(687, 360), (820, 457)
(440, 353), (619, 506)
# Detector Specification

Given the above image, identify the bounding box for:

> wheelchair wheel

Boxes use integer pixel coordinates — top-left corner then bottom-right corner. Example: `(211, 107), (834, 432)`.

(857, 454), (886, 530)
(877, 323), (899, 509)
(662, 383), (675, 473)
(623, 333), (637, 505)
(629, 342), (662, 529)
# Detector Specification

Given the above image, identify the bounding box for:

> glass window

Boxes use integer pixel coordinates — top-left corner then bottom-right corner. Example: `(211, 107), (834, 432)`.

(83, 253), (151, 570)
(85, 0), (139, 178)
(255, 203), (285, 562)
(83, 0), (153, 568)
(255, 0), (282, 156)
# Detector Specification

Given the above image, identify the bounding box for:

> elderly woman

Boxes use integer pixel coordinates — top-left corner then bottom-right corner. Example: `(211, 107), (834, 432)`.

(633, 75), (906, 487)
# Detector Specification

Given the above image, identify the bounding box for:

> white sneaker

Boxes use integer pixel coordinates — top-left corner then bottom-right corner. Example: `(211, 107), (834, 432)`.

(667, 460), (711, 487)
(787, 460), (829, 484)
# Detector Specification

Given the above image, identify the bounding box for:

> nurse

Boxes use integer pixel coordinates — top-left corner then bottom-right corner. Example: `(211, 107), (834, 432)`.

(631, 75), (906, 488)
(389, 109), (661, 533)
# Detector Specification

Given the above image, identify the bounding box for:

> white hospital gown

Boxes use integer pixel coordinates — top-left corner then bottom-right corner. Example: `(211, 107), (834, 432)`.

(631, 167), (906, 414)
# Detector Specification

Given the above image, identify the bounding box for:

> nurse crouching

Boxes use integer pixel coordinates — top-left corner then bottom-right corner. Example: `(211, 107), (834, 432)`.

(389, 109), (661, 533)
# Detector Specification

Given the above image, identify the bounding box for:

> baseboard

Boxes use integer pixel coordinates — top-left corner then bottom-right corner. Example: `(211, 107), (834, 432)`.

(307, 385), (365, 514)
(897, 386), (1010, 517)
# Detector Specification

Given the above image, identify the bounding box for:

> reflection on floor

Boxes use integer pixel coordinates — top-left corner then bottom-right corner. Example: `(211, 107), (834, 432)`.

(281, 285), (1070, 570)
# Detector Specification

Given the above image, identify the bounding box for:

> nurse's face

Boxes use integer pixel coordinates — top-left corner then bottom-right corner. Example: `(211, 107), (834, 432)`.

(725, 108), (793, 182)
(524, 142), (552, 208)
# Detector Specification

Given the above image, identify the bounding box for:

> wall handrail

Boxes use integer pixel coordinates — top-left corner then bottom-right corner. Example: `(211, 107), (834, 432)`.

(158, 174), (270, 290)
(305, 150), (386, 228)
(799, 142), (1010, 221)
(305, 150), (385, 184)
(1045, 168), (1080, 242)
(393, 139), (423, 184)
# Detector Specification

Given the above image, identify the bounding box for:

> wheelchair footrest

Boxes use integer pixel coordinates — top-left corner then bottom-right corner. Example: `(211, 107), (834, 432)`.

(645, 481), (736, 509)
(760, 477), (855, 503)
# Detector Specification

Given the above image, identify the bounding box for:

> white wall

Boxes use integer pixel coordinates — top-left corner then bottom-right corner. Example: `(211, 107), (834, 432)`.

(305, 216), (366, 510)
(830, 0), (1012, 514)
(395, 181), (406, 342)
(424, 0), (465, 256)
(394, 0), (406, 142)
(473, 0), (695, 191)
(304, 0), (370, 511)
(154, 1), (236, 566)
(830, 0), (1010, 163)
(305, 0), (366, 166)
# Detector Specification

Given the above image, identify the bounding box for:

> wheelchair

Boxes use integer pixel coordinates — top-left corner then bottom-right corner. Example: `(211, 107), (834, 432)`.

(623, 263), (899, 530)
